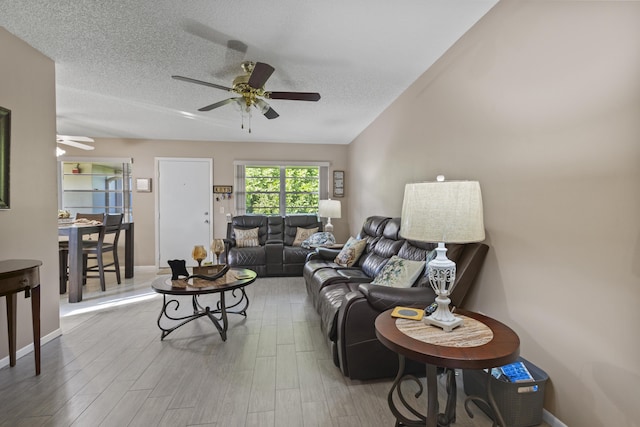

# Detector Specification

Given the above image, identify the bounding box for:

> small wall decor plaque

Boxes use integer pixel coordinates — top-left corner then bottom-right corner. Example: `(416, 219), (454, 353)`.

(213, 185), (233, 194)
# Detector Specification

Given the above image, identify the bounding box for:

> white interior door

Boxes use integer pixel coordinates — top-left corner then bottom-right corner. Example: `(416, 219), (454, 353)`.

(157, 158), (213, 268)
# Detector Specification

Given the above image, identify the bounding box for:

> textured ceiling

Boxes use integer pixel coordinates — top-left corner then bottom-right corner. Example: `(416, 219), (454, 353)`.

(0, 0), (497, 144)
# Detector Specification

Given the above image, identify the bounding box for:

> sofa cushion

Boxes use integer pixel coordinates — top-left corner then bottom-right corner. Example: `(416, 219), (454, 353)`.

(371, 255), (425, 288)
(235, 227), (260, 247)
(334, 237), (366, 267)
(293, 227), (318, 246)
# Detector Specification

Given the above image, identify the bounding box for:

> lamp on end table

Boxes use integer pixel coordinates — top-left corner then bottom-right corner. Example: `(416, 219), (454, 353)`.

(400, 177), (485, 332)
(318, 199), (341, 234)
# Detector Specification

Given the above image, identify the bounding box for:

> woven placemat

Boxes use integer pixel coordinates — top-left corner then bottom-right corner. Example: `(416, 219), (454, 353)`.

(396, 315), (493, 348)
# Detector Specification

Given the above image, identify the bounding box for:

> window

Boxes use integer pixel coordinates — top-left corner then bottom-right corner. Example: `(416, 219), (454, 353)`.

(235, 162), (329, 216)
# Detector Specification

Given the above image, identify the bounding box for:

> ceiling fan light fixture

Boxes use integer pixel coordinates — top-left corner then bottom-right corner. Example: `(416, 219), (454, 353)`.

(255, 98), (270, 114)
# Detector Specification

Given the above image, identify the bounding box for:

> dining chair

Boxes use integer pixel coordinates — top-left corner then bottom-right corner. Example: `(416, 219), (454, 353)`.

(58, 213), (106, 294)
(82, 213), (124, 291)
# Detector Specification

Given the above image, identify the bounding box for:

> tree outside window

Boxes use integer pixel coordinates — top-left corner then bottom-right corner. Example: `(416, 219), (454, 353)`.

(246, 166), (320, 215)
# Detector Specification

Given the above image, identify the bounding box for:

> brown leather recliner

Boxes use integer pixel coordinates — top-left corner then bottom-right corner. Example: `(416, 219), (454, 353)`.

(304, 216), (489, 380)
(335, 241), (489, 380)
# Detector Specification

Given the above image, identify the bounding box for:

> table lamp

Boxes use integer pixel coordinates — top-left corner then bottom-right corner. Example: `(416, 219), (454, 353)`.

(318, 199), (341, 233)
(400, 178), (485, 331)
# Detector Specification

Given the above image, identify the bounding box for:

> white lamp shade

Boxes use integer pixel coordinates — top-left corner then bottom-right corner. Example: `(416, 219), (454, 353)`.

(318, 199), (342, 219)
(400, 181), (485, 243)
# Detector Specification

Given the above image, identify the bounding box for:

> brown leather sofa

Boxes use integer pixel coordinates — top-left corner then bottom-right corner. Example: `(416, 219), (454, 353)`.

(304, 216), (489, 380)
(221, 214), (322, 276)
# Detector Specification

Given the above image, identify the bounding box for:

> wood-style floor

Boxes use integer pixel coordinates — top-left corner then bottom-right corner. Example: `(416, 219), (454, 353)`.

(0, 270), (542, 426)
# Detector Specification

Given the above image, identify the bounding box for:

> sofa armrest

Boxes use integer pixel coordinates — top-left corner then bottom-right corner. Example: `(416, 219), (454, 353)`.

(357, 283), (436, 312)
(337, 269), (372, 283)
(265, 240), (283, 268)
(316, 247), (341, 259)
(223, 238), (236, 249)
(336, 289), (424, 380)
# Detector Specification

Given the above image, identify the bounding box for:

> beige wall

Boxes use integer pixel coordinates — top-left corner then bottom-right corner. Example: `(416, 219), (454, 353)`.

(348, 2), (640, 426)
(0, 28), (60, 362)
(61, 139), (349, 266)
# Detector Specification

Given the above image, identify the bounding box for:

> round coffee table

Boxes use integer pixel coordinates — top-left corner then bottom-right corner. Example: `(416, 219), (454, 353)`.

(375, 308), (520, 427)
(151, 268), (257, 341)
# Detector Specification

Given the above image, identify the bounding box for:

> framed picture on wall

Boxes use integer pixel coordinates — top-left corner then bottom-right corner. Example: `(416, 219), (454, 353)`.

(333, 170), (344, 198)
(0, 106), (11, 209)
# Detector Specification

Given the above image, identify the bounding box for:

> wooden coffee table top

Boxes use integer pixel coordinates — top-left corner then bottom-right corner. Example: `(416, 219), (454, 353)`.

(375, 308), (520, 370)
(152, 268), (257, 296)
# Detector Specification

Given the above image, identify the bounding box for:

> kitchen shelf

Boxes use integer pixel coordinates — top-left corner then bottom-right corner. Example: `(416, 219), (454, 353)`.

(59, 160), (132, 222)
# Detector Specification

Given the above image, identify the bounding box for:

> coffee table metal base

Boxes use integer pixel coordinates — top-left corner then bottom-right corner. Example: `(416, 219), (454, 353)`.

(156, 287), (249, 341)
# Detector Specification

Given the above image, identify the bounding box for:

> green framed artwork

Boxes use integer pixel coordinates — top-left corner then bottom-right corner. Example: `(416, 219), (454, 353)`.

(0, 106), (10, 209)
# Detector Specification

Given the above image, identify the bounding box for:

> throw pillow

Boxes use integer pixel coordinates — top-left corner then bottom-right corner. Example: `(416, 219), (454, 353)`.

(234, 227), (260, 248)
(293, 227), (318, 246)
(334, 237), (366, 267)
(301, 231), (336, 249)
(371, 255), (425, 288)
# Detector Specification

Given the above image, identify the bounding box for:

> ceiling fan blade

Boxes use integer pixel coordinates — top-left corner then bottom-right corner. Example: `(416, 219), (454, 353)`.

(248, 62), (275, 88)
(172, 75), (232, 92)
(255, 99), (279, 120)
(57, 134), (95, 143)
(198, 97), (239, 112)
(266, 91), (321, 101)
(263, 107), (279, 120)
(57, 140), (95, 150)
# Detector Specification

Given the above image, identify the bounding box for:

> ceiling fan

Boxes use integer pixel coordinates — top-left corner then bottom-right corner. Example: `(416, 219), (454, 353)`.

(56, 135), (95, 151)
(172, 61), (321, 131)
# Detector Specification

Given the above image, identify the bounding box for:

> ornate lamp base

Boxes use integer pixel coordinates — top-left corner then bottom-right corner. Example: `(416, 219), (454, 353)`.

(423, 315), (464, 332)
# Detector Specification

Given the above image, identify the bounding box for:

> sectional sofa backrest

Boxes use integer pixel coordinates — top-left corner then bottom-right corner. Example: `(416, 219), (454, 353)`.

(227, 214), (285, 244)
(358, 217), (407, 278)
(283, 215), (323, 246)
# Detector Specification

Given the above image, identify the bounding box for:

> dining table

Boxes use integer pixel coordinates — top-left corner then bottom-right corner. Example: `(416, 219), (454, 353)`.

(58, 221), (134, 303)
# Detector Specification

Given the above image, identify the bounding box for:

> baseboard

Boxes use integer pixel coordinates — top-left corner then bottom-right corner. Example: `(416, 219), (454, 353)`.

(543, 409), (569, 427)
(0, 328), (62, 370)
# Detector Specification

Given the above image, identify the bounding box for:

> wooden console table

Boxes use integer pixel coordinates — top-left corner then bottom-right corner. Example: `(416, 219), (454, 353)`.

(0, 259), (42, 375)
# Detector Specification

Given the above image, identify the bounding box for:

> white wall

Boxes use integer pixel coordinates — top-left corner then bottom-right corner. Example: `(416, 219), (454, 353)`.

(0, 27), (60, 365)
(348, 2), (640, 426)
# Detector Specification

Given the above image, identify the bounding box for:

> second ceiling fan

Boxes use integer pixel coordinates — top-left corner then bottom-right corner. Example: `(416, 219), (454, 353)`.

(172, 61), (320, 129)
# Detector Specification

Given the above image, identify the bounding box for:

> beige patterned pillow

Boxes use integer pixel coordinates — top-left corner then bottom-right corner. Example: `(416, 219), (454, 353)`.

(371, 255), (425, 288)
(234, 227), (259, 248)
(293, 227), (318, 246)
(334, 237), (366, 267)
